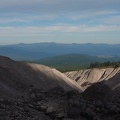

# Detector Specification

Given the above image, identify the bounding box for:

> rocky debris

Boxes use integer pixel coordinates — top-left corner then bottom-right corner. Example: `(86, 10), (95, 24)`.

(82, 81), (111, 101)
(0, 86), (120, 120)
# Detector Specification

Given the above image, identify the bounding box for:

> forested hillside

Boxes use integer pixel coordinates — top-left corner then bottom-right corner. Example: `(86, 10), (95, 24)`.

(33, 54), (120, 72)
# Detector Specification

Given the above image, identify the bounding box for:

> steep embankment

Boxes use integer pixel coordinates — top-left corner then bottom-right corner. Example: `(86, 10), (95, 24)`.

(0, 56), (81, 98)
(65, 67), (120, 91)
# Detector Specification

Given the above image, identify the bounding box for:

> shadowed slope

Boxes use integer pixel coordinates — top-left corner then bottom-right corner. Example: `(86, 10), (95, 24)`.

(0, 56), (81, 98)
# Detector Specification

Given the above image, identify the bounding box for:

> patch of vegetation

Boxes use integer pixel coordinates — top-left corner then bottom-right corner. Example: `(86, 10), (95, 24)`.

(89, 61), (120, 69)
(32, 54), (120, 72)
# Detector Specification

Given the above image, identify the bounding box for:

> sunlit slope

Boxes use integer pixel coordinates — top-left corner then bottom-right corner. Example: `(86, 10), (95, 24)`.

(65, 67), (120, 91)
(0, 56), (81, 98)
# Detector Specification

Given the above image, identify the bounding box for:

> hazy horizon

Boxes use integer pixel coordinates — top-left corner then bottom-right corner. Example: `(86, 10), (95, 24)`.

(0, 42), (120, 46)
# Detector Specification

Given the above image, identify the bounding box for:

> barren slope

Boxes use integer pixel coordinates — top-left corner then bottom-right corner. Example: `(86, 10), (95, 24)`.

(0, 56), (120, 120)
(65, 67), (120, 90)
(0, 56), (81, 98)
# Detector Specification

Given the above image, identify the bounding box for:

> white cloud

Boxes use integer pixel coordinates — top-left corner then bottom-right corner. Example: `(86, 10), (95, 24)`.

(0, 10), (118, 26)
(0, 14), (56, 24)
(99, 15), (120, 25)
(0, 18), (29, 24)
(66, 10), (117, 20)
(0, 25), (120, 37)
(0, 0), (119, 26)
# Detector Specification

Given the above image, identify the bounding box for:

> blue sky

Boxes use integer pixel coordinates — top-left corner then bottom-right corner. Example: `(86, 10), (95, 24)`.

(0, 0), (120, 45)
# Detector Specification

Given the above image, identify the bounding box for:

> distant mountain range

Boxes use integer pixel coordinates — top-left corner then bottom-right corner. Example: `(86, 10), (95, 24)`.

(0, 42), (120, 60)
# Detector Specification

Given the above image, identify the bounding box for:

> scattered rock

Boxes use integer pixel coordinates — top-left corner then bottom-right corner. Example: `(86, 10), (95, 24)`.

(40, 105), (47, 112)
(67, 107), (81, 118)
(109, 105), (117, 113)
(82, 81), (111, 101)
(57, 111), (66, 118)
(46, 106), (55, 114)
(85, 107), (96, 118)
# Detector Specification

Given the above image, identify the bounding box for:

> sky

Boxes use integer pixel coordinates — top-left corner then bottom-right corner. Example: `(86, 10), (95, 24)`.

(0, 0), (120, 45)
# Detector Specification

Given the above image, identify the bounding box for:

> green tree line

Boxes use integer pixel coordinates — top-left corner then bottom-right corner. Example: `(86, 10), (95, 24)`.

(89, 61), (120, 68)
